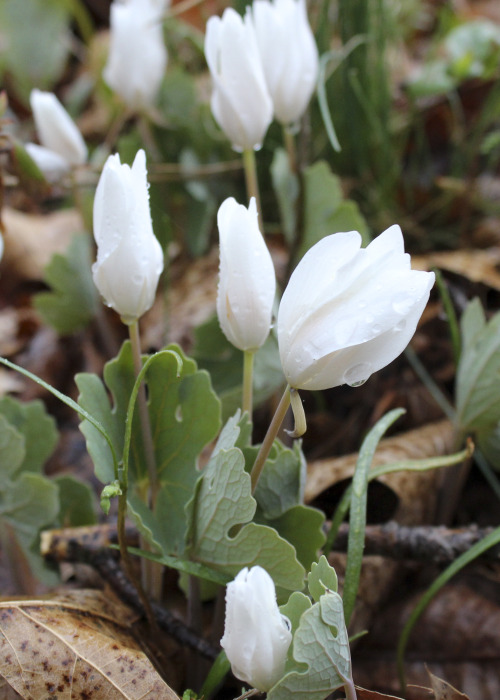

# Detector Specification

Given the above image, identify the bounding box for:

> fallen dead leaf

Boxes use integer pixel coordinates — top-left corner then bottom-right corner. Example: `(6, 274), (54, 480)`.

(427, 668), (471, 699)
(0, 589), (179, 699)
(355, 688), (405, 699)
(2, 207), (84, 280)
(306, 419), (454, 524)
(412, 248), (500, 291)
(306, 420), (457, 638)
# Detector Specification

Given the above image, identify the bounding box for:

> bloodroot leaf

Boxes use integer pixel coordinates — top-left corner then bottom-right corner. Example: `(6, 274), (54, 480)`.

(0, 590), (179, 699)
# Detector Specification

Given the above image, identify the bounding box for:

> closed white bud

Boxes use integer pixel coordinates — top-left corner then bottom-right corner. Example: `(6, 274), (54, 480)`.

(24, 143), (72, 182)
(29, 89), (87, 170)
(221, 566), (292, 692)
(216, 197), (276, 351)
(278, 226), (435, 390)
(250, 0), (319, 125)
(205, 8), (273, 152)
(104, 0), (168, 110)
(92, 150), (164, 323)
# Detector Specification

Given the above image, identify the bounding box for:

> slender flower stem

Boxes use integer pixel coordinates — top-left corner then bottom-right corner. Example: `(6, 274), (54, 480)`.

(343, 679), (358, 700)
(128, 320), (164, 600)
(283, 125), (298, 174)
(128, 320), (158, 500)
(242, 350), (255, 418)
(242, 148), (262, 227)
(250, 385), (292, 492)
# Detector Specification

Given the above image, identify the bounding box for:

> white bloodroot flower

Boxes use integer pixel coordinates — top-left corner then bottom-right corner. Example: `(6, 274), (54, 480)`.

(250, 0), (319, 126)
(92, 149), (164, 323)
(205, 7), (273, 151)
(277, 225), (435, 391)
(221, 566), (292, 692)
(216, 197), (276, 352)
(103, 0), (168, 110)
(28, 89), (87, 178)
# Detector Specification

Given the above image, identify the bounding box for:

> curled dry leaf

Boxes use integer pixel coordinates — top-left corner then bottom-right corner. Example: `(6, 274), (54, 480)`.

(426, 668), (471, 699)
(306, 419), (455, 523)
(412, 248), (500, 292)
(305, 420), (455, 636)
(2, 206), (82, 280)
(355, 688), (405, 699)
(0, 589), (179, 699)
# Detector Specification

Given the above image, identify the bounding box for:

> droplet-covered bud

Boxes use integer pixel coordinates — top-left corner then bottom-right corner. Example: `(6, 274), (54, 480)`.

(92, 149), (164, 323)
(216, 197), (276, 351)
(221, 566), (292, 692)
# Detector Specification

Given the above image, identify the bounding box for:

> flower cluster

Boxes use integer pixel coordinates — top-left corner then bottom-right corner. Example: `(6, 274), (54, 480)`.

(216, 199), (435, 393)
(205, 0), (319, 151)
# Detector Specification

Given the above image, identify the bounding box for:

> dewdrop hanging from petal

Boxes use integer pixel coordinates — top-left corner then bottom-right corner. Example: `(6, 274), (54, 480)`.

(277, 225), (435, 392)
(216, 197), (276, 352)
(205, 8), (273, 151)
(92, 149), (164, 323)
(249, 0), (319, 126)
(221, 566), (292, 692)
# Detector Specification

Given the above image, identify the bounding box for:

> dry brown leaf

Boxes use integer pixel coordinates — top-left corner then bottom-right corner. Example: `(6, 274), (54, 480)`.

(2, 207), (83, 280)
(306, 420), (456, 637)
(355, 688), (405, 699)
(0, 589), (179, 699)
(306, 419), (454, 524)
(354, 582), (500, 699)
(427, 669), (471, 699)
(412, 248), (500, 291)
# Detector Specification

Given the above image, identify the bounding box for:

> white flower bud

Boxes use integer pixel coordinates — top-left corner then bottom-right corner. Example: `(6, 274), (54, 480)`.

(103, 0), (168, 110)
(278, 226), (435, 390)
(216, 197), (276, 351)
(24, 143), (70, 182)
(92, 149), (164, 323)
(221, 566), (292, 692)
(30, 89), (87, 168)
(205, 8), (273, 152)
(250, 0), (319, 125)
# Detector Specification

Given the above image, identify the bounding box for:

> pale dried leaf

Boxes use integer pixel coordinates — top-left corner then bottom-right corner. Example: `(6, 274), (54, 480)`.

(412, 248), (500, 291)
(0, 590), (179, 699)
(306, 419), (454, 525)
(355, 688), (405, 699)
(427, 669), (471, 699)
(2, 207), (83, 280)
(307, 421), (455, 637)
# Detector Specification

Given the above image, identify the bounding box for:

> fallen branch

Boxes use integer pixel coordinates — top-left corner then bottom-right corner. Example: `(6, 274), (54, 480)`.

(41, 526), (219, 661)
(331, 521), (498, 564)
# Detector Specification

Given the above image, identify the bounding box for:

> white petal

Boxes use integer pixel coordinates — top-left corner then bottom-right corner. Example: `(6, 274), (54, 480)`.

(30, 90), (87, 165)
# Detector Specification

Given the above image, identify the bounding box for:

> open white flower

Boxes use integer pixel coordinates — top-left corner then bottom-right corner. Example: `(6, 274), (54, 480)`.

(205, 8), (273, 151)
(104, 0), (168, 110)
(92, 149), (164, 323)
(278, 226), (435, 390)
(29, 89), (87, 175)
(250, 0), (319, 125)
(216, 197), (276, 351)
(221, 566), (292, 692)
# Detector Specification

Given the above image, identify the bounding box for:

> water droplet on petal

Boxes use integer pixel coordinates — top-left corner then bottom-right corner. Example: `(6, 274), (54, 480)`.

(343, 361), (371, 387)
(392, 296), (413, 315)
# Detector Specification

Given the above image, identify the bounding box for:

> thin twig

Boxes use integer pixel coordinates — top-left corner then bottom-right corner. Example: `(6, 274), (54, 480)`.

(43, 534), (218, 661)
